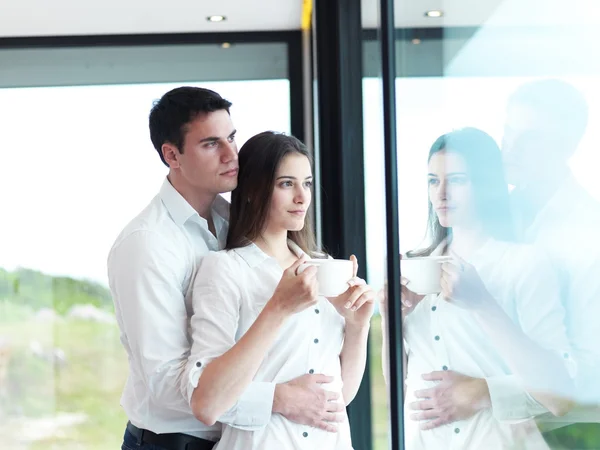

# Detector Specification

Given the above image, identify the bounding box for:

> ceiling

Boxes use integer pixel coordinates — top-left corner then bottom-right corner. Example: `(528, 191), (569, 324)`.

(0, 0), (504, 38)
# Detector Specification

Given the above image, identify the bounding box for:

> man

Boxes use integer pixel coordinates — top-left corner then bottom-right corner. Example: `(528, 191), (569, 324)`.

(502, 79), (600, 448)
(407, 79), (600, 448)
(108, 87), (344, 450)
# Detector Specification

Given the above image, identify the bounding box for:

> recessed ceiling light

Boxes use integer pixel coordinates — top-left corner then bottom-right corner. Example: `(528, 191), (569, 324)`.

(411, 38), (421, 45)
(207, 15), (226, 22)
(221, 42), (231, 49)
(424, 10), (443, 18)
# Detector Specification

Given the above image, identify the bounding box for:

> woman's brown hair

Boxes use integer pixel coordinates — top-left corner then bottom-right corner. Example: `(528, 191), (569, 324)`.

(225, 131), (319, 256)
(408, 127), (516, 257)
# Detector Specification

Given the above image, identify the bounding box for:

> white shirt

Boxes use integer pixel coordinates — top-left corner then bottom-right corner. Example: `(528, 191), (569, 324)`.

(511, 176), (600, 426)
(107, 178), (275, 439)
(184, 242), (354, 450)
(403, 239), (572, 450)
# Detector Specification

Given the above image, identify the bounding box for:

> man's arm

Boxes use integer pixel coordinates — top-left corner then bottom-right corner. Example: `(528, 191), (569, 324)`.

(410, 250), (575, 429)
(108, 231), (194, 414)
(184, 253), (345, 432)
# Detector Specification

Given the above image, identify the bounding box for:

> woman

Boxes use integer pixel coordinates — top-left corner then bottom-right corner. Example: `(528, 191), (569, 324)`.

(380, 128), (574, 449)
(184, 131), (375, 449)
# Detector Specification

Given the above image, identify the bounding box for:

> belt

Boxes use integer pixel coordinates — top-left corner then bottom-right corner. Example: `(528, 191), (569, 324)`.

(126, 421), (216, 450)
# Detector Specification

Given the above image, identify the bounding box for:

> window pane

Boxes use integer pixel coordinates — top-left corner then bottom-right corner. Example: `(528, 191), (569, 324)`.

(0, 77), (290, 448)
(383, 0), (600, 448)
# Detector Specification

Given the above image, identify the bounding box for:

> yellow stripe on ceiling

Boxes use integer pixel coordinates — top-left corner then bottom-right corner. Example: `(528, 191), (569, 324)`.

(301, 0), (313, 30)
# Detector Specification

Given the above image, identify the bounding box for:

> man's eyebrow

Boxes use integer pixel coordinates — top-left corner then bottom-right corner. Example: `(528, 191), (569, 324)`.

(199, 129), (236, 144)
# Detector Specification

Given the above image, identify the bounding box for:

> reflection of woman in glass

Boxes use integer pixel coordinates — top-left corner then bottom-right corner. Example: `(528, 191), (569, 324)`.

(380, 128), (574, 449)
(184, 132), (375, 450)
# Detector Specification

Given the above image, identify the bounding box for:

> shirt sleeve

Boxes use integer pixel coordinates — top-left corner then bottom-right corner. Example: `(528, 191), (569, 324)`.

(182, 251), (275, 430)
(108, 230), (192, 415)
(488, 247), (575, 420)
(486, 375), (549, 421)
(512, 248), (576, 378)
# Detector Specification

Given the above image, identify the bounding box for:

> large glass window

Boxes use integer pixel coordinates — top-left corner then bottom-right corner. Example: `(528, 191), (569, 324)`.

(0, 40), (292, 448)
(365, 1), (600, 448)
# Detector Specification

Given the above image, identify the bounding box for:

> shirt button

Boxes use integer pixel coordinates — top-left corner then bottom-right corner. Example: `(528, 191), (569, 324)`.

(431, 306), (437, 311)
(196, 361), (202, 368)
(314, 338), (319, 344)
(309, 369), (314, 374)
(315, 309), (320, 314)
(442, 365), (448, 371)
(454, 428), (460, 434)
(303, 432), (308, 437)
(434, 335), (440, 341)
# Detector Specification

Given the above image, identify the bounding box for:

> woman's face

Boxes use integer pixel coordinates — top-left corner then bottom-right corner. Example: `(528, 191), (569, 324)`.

(428, 150), (476, 228)
(266, 153), (313, 233)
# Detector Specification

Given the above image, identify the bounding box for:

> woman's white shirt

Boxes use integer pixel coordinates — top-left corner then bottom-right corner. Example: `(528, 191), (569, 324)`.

(183, 242), (353, 450)
(403, 239), (572, 450)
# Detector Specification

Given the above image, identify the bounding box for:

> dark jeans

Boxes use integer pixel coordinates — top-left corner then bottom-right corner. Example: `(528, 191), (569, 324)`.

(121, 428), (168, 450)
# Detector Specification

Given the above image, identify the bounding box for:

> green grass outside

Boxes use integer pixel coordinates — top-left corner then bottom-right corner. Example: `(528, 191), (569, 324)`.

(0, 304), (391, 449)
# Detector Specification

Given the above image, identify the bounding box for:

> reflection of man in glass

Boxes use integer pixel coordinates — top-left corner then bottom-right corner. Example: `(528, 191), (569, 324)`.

(403, 80), (600, 448)
(503, 79), (600, 448)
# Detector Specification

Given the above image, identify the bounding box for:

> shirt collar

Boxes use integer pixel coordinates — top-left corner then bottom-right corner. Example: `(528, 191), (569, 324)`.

(159, 178), (198, 226)
(523, 174), (583, 235)
(234, 239), (306, 268)
(159, 177), (231, 228)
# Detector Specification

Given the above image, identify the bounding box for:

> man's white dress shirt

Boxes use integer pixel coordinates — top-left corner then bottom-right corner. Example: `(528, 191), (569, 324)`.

(107, 178), (275, 440)
(184, 242), (354, 450)
(403, 239), (572, 450)
(511, 176), (600, 427)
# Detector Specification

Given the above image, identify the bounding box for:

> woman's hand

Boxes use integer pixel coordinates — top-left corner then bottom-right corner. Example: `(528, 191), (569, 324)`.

(327, 255), (375, 328)
(440, 251), (496, 311)
(400, 276), (426, 318)
(270, 256), (319, 317)
(380, 255), (426, 321)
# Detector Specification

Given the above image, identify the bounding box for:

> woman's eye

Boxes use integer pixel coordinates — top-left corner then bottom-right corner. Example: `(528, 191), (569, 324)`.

(449, 177), (467, 185)
(428, 178), (438, 185)
(281, 181), (293, 187)
(304, 181), (313, 188)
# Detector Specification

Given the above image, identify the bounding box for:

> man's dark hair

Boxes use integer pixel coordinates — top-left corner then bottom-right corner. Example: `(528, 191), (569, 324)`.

(509, 79), (588, 152)
(149, 87), (232, 166)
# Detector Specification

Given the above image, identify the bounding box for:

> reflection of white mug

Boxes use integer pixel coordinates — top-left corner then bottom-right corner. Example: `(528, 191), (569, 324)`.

(297, 259), (354, 297)
(400, 256), (451, 295)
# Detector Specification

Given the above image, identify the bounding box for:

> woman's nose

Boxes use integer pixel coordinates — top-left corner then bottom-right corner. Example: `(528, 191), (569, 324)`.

(437, 181), (448, 199)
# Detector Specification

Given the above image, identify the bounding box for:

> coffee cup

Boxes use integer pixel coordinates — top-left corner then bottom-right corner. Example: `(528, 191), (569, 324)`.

(400, 256), (451, 295)
(297, 258), (354, 297)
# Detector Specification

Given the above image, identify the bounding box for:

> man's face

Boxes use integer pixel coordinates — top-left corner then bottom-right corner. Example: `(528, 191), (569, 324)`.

(502, 103), (544, 188)
(164, 110), (239, 196)
(502, 102), (567, 189)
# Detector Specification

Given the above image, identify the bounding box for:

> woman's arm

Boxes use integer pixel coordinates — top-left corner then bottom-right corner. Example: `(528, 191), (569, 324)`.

(379, 281), (420, 395)
(340, 323), (370, 404)
(187, 254), (318, 426)
(443, 250), (575, 417)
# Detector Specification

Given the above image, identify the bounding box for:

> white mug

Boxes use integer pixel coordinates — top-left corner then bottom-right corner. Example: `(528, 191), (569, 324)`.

(400, 256), (451, 295)
(297, 258), (354, 297)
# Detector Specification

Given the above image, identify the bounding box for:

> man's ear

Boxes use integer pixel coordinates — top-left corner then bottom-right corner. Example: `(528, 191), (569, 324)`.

(162, 143), (181, 169)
